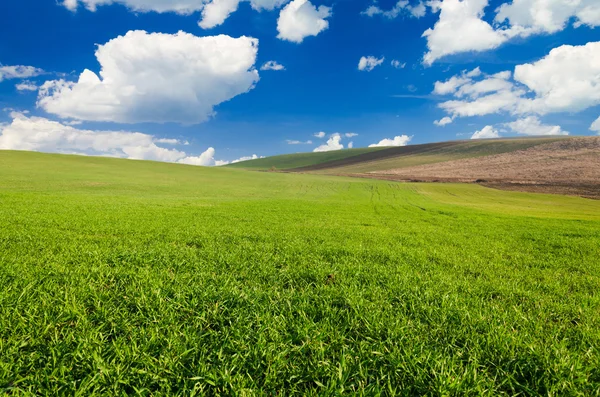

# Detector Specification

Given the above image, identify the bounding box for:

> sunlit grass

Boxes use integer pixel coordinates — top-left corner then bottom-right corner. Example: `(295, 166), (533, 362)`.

(1, 151), (599, 395)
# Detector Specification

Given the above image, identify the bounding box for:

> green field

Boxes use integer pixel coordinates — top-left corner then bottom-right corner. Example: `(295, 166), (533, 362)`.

(1, 151), (600, 395)
(225, 147), (385, 170)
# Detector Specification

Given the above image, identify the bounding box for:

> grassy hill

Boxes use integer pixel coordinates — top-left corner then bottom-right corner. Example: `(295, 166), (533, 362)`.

(225, 147), (386, 170)
(1, 150), (600, 395)
(228, 137), (568, 173)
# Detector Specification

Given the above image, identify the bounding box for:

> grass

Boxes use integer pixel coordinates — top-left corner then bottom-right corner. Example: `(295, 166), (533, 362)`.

(312, 138), (567, 174)
(1, 150), (600, 395)
(224, 147), (386, 170)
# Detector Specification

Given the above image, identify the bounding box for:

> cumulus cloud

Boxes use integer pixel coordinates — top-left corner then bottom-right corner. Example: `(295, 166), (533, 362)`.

(436, 42), (600, 121)
(391, 60), (406, 69)
(422, 0), (514, 65)
(15, 81), (38, 92)
(286, 139), (312, 144)
(423, 0), (600, 65)
(200, 0), (289, 29)
(313, 133), (343, 152)
(495, 0), (600, 34)
(62, 0), (291, 28)
(0, 65), (44, 82)
(260, 60), (285, 71)
(348, 141), (354, 148)
(591, 116), (600, 134)
(471, 125), (499, 139)
(358, 56), (385, 72)
(314, 131), (326, 138)
(0, 113), (223, 165)
(505, 116), (569, 136)
(277, 0), (331, 43)
(434, 116), (453, 126)
(369, 135), (412, 147)
(37, 30), (259, 124)
(362, 0), (426, 18)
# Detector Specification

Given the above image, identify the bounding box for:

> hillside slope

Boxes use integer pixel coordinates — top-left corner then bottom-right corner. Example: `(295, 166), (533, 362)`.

(294, 138), (567, 173)
(365, 136), (600, 199)
(225, 147), (386, 170)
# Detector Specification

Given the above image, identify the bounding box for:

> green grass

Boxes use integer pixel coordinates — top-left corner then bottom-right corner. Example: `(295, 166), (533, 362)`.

(314, 138), (566, 174)
(1, 150), (600, 395)
(225, 147), (386, 170)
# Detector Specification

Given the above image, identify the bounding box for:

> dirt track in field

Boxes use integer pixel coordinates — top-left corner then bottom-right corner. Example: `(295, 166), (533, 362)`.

(358, 137), (600, 199)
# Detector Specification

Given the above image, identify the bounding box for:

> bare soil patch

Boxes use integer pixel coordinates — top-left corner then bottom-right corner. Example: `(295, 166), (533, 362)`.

(360, 137), (600, 199)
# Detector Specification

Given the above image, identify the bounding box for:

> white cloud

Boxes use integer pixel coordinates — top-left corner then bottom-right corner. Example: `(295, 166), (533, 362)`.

(391, 60), (406, 69)
(155, 138), (182, 145)
(345, 132), (358, 138)
(199, 0), (289, 29)
(505, 116), (569, 136)
(471, 125), (499, 139)
(358, 56), (385, 72)
(591, 116), (600, 134)
(314, 131), (326, 138)
(495, 0), (600, 34)
(437, 42), (600, 120)
(277, 0), (331, 43)
(232, 154), (262, 163)
(286, 139), (313, 144)
(0, 113), (222, 165)
(37, 30), (259, 124)
(313, 133), (343, 152)
(423, 0), (600, 65)
(434, 116), (453, 126)
(513, 41), (600, 115)
(0, 65), (44, 82)
(422, 0), (513, 65)
(362, 1), (426, 18)
(62, 0), (290, 28)
(348, 141), (354, 148)
(260, 60), (285, 71)
(62, 0), (207, 13)
(178, 148), (218, 166)
(368, 135), (412, 147)
(15, 81), (38, 92)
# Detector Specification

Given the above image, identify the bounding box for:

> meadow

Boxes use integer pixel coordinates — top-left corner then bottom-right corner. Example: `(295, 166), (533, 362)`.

(1, 151), (599, 395)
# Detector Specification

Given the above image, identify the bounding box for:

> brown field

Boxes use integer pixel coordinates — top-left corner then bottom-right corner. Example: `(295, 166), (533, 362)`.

(357, 137), (600, 199)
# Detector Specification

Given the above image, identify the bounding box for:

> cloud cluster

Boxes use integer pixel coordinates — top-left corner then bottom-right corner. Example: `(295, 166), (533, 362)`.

(362, 0), (426, 19)
(358, 56), (384, 72)
(261, 61), (285, 71)
(313, 133), (343, 152)
(277, 0), (331, 43)
(0, 112), (262, 166)
(37, 31), (259, 125)
(435, 42), (600, 122)
(369, 135), (412, 147)
(200, 0), (289, 29)
(0, 65), (44, 82)
(423, 0), (600, 64)
(470, 125), (498, 139)
(61, 0), (293, 30)
(15, 81), (39, 92)
(505, 116), (569, 136)
(391, 60), (406, 69)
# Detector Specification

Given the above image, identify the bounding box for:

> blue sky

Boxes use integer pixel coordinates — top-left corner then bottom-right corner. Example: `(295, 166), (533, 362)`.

(1, 0), (599, 165)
